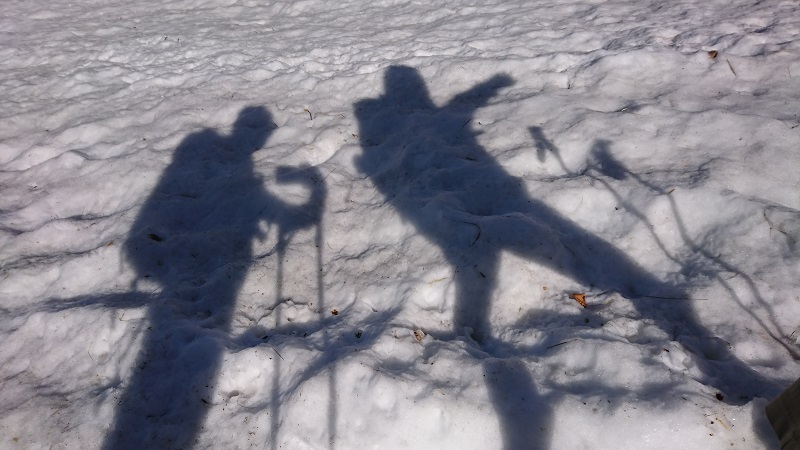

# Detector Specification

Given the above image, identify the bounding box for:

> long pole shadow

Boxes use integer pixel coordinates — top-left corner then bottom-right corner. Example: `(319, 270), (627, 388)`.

(353, 66), (780, 449)
(94, 107), (326, 449)
(265, 165), (328, 450)
(533, 129), (787, 398)
(586, 138), (798, 361)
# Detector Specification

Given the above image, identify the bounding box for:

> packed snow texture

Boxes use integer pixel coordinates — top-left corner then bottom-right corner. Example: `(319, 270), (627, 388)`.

(2, 0), (800, 448)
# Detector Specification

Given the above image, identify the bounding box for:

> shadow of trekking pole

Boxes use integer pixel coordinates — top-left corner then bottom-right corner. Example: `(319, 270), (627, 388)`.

(265, 165), (327, 450)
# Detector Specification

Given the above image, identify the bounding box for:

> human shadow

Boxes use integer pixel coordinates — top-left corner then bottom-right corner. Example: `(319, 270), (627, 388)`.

(98, 106), (326, 449)
(354, 66), (778, 449)
(355, 66), (552, 449)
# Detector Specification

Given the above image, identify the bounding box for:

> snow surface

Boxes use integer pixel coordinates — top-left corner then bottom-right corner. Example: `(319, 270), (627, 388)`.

(2, 0), (800, 448)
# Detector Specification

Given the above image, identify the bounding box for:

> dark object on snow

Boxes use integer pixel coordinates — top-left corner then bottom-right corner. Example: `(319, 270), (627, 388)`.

(105, 106), (325, 450)
(354, 65), (780, 450)
(767, 377), (800, 450)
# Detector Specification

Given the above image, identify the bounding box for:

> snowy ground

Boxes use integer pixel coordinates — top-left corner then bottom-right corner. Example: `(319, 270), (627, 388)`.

(2, 0), (800, 448)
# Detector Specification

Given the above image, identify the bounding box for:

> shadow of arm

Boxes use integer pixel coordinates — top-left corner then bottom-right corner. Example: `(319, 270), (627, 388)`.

(445, 74), (514, 113)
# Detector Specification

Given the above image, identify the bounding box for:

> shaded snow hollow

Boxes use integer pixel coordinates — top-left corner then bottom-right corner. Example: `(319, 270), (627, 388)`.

(2, 0), (800, 449)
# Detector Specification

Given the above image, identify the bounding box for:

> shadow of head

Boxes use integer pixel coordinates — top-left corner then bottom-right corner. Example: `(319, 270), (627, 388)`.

(381, 65), (436, 111)
(231, 105), (275, 153)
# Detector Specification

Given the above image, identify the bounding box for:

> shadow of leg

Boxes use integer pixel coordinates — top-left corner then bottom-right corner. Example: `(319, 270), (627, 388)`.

(103, 301), (224, 449)
(452, 245), (496, 344)
(483, 358), (550, 450)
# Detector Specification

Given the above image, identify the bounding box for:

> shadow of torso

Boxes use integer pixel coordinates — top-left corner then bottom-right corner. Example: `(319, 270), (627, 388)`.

(106, 108), (274, 449)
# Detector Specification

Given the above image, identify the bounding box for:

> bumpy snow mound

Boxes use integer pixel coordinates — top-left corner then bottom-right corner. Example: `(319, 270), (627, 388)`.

(1, 0), (799, 449)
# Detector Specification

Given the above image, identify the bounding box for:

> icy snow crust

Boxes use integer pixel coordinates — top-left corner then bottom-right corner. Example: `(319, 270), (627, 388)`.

(2, 0), (800, 448)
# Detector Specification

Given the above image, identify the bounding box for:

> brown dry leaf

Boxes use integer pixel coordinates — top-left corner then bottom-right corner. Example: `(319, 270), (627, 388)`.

(330, 309), (339, 316)
(570, 293), (587, 308)
(708, 50), (718, 59)
(413, 329), (425, 342)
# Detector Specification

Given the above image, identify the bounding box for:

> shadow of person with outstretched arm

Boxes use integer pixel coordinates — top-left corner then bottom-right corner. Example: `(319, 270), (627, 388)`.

(103, 107), (325, 449)
(354, 66), (778, 449)
(355, 66), (549, 449)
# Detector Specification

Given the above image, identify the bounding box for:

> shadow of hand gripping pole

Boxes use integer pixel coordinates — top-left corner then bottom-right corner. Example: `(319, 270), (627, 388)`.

(103, 107), (326, 449)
